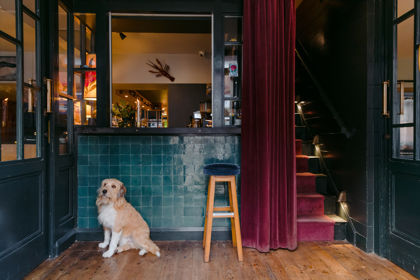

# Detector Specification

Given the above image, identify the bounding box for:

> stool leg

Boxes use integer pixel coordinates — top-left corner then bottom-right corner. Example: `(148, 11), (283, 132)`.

(229, 177), (243, 261)
(203, 178), (212, 248)
(228, 180), (237, 247)
(204, 176), (216, 262)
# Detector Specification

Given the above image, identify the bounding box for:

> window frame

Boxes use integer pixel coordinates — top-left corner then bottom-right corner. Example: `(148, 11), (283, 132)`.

(0, 0), (42, 161)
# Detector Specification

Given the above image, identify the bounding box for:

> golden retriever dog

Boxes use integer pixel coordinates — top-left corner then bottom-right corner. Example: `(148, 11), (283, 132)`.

(96, 178), (160, 258)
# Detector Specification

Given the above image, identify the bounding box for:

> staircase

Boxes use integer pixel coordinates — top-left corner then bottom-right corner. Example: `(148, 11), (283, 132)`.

(295, 111), (347, 241)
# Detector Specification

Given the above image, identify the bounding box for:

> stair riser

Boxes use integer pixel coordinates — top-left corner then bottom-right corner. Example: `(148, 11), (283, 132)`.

(297, 196), (325, 216)
(334, 222), (347, 240)
(296, 140), (302, 155)
(324, 196), (337, 215)
(296, 157), (320, 173)
(301, 143), (314, 156)
(316, 176), (328, 195)
(295, 126), (310, 140)
(297, 221), (334, 241)
(296, 174), (327, 194)
(295, 114), (303, 126)
(296, 175), (316, 193)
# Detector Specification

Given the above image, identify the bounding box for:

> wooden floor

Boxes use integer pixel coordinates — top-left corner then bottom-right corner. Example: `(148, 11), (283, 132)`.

(26, 241), (417, 280)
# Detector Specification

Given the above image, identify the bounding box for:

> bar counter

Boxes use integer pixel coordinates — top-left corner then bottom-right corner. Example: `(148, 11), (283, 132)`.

(76, 127), (241, 239)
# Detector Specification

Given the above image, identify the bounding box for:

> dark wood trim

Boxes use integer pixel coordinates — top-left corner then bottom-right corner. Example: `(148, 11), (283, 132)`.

(74, 126), (241, 135)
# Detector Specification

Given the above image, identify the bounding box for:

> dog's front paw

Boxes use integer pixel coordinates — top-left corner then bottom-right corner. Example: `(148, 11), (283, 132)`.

(102, 250), (114, 258)
(98, 242), (108, 249)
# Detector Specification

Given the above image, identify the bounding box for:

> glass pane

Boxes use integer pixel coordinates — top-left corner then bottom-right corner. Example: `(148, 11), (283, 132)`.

(224, 17), (242, 42)
(23, 87), (37, 158)
(397, 0), (414, 18)
(396, 17), (413, 82)
(86, 28), (92, 54)
(74, 72), (83, 99)
(57, 97), (69, 154)
(23, 13), (36, 83)
(224, 100), (241, 126)
(0, 0), (15, 37)
(74, 16), (81, 67)
(224, 45), (241, 97)
(58, 5), (68, 96)
(23, 0), (36, 13)
(74, 100), (83, 125)
(393, 127), (414, 159)
(0, 39), (17, 161)
(393, 81), (414, 124)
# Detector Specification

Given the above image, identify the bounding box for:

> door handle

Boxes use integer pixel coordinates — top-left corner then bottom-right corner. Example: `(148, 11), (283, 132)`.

(383, 81), (390, 117)
(399, 81), (404, 115)
(45, 78), (52, 113)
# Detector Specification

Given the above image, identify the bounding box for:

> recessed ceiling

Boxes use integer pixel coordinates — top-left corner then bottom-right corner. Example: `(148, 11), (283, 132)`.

(112, 16), (211, 34)
(112, 32), (211, 54)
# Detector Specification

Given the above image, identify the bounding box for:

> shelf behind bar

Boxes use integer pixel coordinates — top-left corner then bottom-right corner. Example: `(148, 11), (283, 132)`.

(75, 126), (241, 136)
(73, 67), (96, 72)
(224, 96), (241, 101)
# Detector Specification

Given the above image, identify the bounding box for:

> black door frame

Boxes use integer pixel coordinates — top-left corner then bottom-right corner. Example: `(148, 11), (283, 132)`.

(375, 0), (420, 277)
(46, 0), (78, 257)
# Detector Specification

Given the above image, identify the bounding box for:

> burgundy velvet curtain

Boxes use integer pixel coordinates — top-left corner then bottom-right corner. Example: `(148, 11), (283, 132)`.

(241, 0), (297, 251)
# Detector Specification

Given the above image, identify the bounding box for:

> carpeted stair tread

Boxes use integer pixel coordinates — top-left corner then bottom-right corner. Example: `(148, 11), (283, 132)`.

(296, 172), (317, 193)
(297, 215), (335, 241)
(296, 155), (320, 173)
(296, 155), (309, 172)
(296, 172), (327, 194)
(298, 215), (335, 223)
(297, 193), (325, 198)
(297, 194), (325, 216)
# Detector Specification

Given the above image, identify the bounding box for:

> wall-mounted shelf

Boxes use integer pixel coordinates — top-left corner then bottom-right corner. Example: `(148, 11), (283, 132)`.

(73, 67), (96, 72)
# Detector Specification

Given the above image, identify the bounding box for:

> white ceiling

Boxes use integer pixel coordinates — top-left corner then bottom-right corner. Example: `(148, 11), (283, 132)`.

(111, 32), (211, 54)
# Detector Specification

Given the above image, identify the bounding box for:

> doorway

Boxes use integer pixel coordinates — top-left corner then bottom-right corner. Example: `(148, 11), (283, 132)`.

(383, 0), (420, 277)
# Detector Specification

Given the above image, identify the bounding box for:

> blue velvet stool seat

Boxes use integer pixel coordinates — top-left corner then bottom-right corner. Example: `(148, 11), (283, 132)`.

(202, 163), (243, 262)
(203, 163), (240, 176)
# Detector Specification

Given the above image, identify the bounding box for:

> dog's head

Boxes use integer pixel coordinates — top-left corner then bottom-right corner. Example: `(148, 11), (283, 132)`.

(96, 178), (127, 207)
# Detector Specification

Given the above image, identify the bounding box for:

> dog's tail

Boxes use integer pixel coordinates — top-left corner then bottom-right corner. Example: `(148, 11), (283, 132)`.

(132, 230), (160, 257)
(142, 238), (160, 257)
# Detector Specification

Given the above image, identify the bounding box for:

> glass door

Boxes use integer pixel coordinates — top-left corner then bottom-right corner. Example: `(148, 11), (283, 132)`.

(385, 0), (420, 277)
(0, 0), (48, 278)
(47, 2), (77, 257)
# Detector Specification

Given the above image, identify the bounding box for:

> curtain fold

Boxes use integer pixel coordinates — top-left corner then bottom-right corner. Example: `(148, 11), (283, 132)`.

(241, 0), (297, 252)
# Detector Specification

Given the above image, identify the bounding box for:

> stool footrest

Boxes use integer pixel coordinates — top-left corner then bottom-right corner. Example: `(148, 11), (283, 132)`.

(214, 206), (232, 212)
(212, 212), (234, 218)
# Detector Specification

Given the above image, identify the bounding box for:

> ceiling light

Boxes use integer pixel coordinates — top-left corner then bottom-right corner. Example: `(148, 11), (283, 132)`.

(124, 95), (128, 98)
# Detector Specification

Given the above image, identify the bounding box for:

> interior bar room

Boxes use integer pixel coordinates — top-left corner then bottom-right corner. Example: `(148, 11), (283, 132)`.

(1, 0), (420, 278)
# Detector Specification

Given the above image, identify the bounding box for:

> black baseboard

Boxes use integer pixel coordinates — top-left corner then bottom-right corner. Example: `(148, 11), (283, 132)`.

(76, 227), (232, 241)
(54, 229), (77, 257)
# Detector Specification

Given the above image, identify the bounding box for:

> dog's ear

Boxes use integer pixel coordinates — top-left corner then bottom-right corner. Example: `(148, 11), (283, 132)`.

(118, 184), (127, 198)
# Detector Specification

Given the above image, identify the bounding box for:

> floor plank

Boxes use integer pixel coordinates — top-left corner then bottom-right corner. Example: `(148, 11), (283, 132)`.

(25, 241), (418, 280)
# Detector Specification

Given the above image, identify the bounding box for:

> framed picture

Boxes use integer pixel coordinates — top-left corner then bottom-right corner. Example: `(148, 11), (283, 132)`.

(0, 56), (17, 81)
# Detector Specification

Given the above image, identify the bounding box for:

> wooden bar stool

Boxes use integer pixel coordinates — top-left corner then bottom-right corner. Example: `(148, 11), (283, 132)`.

(203, 163), (243, 262)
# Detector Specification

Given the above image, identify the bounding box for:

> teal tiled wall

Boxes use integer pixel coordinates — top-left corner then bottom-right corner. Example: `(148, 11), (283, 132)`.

(77, 135), (240, 229)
